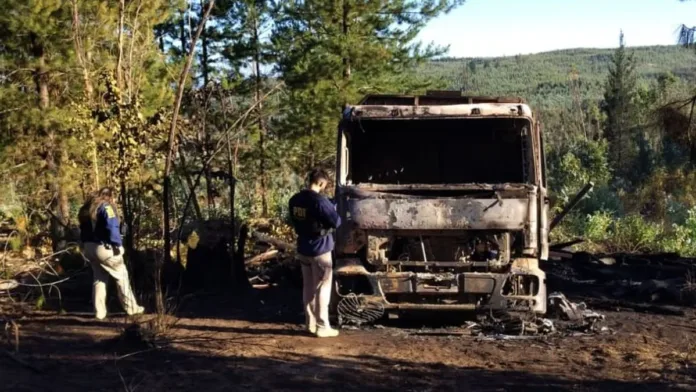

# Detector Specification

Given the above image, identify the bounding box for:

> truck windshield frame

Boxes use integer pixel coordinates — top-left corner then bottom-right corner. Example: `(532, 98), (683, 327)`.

(338, 117), (536, 186)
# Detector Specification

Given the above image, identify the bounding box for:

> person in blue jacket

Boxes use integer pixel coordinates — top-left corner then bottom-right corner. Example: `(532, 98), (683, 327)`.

(288, 168), (342, 337)
(78, 187), (144, 320)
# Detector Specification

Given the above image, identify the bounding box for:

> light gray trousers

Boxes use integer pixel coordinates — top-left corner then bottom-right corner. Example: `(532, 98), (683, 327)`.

(82, 242), (141, 318)
(298, 252), (333, 330)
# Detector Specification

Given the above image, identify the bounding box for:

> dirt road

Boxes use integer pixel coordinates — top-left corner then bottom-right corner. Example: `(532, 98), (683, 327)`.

(2, 284), (696, 392)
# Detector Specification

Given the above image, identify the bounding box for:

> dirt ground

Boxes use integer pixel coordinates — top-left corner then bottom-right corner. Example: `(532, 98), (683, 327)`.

(2, 278), (696, 392)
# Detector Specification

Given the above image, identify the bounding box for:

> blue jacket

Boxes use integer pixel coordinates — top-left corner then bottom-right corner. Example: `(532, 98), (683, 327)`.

(79, 203), (122, 246)
(288, 190), (341, 257)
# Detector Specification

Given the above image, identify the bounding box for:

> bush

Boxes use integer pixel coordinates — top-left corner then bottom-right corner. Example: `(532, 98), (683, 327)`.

(661, 207), (696, 257)
(571, 211), (663, 254)
(607, 214), (663, 254)
(584, 211), (612, 244)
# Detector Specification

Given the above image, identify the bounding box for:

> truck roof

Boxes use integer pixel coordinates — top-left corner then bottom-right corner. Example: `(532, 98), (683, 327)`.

(359, 91), (527, 105)
(345, 91), (534, 120)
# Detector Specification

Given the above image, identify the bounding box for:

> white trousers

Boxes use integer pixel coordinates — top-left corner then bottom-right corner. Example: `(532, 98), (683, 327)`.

(299, 252), (333, 330)
(82, 242), (141, 318)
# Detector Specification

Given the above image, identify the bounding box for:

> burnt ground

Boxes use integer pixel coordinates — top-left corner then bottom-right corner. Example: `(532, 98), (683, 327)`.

(2, 268), (696, 392)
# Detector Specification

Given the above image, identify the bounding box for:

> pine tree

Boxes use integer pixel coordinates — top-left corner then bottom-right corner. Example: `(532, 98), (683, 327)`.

(602, 31), (638, 181)
(0, 0), (79, 249)
(272, 0), (464, 172)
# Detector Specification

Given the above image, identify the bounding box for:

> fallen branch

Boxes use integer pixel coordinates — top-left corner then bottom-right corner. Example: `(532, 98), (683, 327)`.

(583, 298), (686, 316)
(250, 231), (296, 253)
(245, 249), (280, 265)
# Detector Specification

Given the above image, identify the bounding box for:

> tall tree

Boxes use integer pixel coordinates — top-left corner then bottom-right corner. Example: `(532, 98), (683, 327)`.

(602, 31), (638, 180)
(0, 0), (77, 249)
(272, 0), (463, 172)
(220, 0), (274, 216)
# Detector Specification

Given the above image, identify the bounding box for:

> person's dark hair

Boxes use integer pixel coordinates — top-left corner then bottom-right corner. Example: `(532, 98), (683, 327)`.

(308, 168), (330, 186)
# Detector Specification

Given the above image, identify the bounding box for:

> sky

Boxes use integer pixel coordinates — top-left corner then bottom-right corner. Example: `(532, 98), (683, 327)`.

(417, 0), (696, 58)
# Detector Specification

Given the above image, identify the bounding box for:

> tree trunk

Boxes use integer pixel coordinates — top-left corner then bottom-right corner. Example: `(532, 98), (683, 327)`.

(162, 0), (215, 316)
(341, 0), (351, 110)
(33, 40), (67, 251)
(253, 11), (268, 217)
(120, 181), (135, 259)
(200, 0), (209, 86)
(71, 0), (93, 102)
(226, 132), (236, 247)
(117, 0), (125, 98)
(176, 144), (203, 220)
(127, 0), (144, 103)
(234, 224), (251, 290)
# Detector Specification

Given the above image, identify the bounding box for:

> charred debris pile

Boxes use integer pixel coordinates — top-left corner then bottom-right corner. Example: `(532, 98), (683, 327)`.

(547, 241), (696, 313)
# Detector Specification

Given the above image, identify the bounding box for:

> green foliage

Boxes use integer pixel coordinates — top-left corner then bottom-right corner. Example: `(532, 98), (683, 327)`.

(426, 45), (695, 109)
(548, 138), (611, 206)
(271, 0), (462, 172)
(603, 32), (640, 179)
(607, 214), (664, 254)
(662, 208), (696, 257)
(584, 211), (613, 244)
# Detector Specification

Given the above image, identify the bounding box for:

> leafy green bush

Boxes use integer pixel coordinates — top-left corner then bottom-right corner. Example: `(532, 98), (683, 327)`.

(607, 214), (663, 254)
(661, 207), (696, 257)
(566, 211), (663, 254)
(584, 211), (612, 244)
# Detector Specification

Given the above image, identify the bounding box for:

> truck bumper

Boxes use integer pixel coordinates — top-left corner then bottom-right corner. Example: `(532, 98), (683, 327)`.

(334, 258), (546, 314)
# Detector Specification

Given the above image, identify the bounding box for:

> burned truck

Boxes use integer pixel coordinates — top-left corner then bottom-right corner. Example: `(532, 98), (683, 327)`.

(331, 92), (551, 325)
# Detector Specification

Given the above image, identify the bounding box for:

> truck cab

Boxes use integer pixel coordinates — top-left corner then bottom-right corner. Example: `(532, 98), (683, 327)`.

(332, 91), (549, 324)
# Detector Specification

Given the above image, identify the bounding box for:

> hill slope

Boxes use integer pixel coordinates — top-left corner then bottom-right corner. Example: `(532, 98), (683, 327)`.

(424, 45), (696, 108)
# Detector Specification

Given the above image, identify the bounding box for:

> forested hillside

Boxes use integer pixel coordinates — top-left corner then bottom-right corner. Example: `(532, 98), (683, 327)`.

(427, 45), (696, 108)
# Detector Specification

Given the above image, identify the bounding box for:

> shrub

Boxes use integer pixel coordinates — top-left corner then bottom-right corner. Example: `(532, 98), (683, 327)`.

(607, 214), (663, 254)
(576, 211), (663, 254)
(661, 207), (696, 257)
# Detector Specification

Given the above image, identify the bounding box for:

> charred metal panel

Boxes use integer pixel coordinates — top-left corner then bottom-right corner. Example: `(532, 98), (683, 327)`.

(462, 276), (496, 294)
(347, 197), (531, 231)
(416, 274), (459, 294)
(379, 276), (413, 293)
(367, 235), (390, 264)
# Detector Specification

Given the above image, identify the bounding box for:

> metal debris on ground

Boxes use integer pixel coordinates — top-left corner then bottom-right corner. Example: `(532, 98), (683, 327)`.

(468, 292), (608, 339)
(337, 293), (385, 326)
(470, 314), (555, 338)
(548, 292), (605, 323)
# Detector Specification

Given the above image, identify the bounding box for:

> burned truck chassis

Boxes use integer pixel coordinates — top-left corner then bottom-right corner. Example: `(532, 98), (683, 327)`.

(333, 246), (546, 324)
(331, 93), (550, 324)
(331, 186), (548, 324)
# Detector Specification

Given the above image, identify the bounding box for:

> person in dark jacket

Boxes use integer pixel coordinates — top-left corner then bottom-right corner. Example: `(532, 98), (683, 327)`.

(288, 168), (342, 337)
(78, 187), (143, 320)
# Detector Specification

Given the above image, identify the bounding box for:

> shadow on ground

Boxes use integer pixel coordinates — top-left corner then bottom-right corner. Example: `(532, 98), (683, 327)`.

(3, 320), (688, 392)
(5, 273), (696, 392)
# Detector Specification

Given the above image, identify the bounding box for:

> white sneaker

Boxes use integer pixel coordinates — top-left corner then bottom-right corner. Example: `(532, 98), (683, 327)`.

(315, 327), (339, 338)
(307, 324), (317, 334)
(128, 305), (145, 316)
(95, 312), (107, 320)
